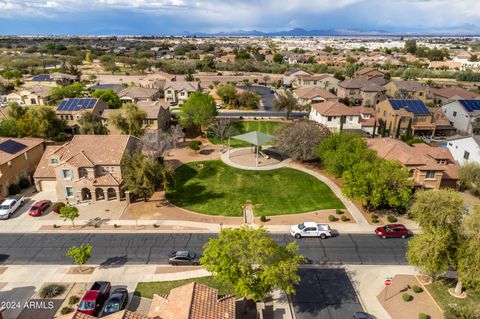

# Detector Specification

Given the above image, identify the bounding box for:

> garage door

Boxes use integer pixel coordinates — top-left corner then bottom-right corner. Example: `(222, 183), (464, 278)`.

(40, 180), (56, 193)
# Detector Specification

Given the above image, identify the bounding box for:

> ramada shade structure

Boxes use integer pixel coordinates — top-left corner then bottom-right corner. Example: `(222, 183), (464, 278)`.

(228, 131), (274, 167)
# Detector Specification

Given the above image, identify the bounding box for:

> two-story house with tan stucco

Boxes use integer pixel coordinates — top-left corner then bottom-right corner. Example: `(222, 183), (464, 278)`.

(337, 78), (387, 106)
(55, 98), (109, 134)
(33, 135), (142, 203)
(164, 81), (200, 105)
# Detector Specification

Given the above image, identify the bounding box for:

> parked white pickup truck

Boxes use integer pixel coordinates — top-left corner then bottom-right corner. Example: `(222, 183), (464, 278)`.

(0, 196), (25, 220)
(290, 222), (332, 239)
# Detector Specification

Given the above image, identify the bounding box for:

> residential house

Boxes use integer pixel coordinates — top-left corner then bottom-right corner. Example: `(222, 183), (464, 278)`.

(55, 98), (109, 134)
(24, 73), (77, 88)
(384, 80), (428, 101)
(282, 68), (311, 87)
(102, 100), (171, 133)
(164, 81), (200, 105)
(309, 101), (376, 134)
(367, 138), (459, 189)
(442, 100), (480, 135)
(33, 135), (142, 203)
(0, 138), (45, 199)
(337, 78), (386, 106)
(446, 136), (480, 165)
(293, 87), (338, 105)
(59, 282), (236, 319)
(291, 74), (339, 91)
(6, 86), (51, 105)
(118, 87), (161, 104)
(429, 87), (480, 105)
(354, 67), (387, 81)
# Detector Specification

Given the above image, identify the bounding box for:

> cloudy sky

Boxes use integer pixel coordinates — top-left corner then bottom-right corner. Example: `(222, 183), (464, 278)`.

(0, 0), (479, 35)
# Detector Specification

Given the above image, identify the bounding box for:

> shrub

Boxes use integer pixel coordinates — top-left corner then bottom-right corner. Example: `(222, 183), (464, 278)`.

(52, 202), (65, 213)
(371, 213), (378, 219)
(153, 223), (160, 228)
(68, 296), (80, 305)
(371, 216), (379, 223)
(40, 284), (65, 299)
(18, 178), (30, 189)
(114, 223), (120, 228)
(60, 307), (73, 315)
(412, 285), (423, 293)
(260, 215), (267, 222)
(328, 215), (337, 222)
(445, 304), (477, 319)
(387, 215), (398, 223)
(188, 140), (202, 153)
(335, 209), (343, 215)
(418, 313), (430, 319)
(402, 293), (412, 302)
(8, 184), (21, 195)
(341, 215), (349, 222)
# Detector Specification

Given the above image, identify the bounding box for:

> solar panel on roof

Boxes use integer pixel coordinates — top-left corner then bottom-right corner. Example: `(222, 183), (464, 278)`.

(390, 99), (430, 115)
(56, 98), (97, 111)
(0, 140), (27, 154)
(32, 74), (52, 81)
(459, 100), (480, 112)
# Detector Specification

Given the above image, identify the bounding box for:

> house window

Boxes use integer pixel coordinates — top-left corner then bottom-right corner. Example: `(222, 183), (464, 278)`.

(65, 187), (75, 197)
(425, 171), (435, 179)
(23, 152), (28, 160)
(409, 169), (414, 177)
(7, 161), (12, 168)
(62, 169), (73, 180)
(50, 158), (58, 164)
(110, 167), (115, 173)
(349, 116), (353, 121)
(327, 116), (332, 122)
(453, 111), (457, 117)
(464, 151), (470, 160)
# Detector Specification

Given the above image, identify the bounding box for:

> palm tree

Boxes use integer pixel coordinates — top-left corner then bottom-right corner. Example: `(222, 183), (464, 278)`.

(273, 90), (301, 120)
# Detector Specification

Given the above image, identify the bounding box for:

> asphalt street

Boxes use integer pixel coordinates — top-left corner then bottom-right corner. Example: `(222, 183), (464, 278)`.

(0, 233), (408, 266)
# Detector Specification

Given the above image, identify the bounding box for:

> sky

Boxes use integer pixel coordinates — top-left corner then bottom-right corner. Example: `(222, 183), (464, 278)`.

(0, 0), (480, 35)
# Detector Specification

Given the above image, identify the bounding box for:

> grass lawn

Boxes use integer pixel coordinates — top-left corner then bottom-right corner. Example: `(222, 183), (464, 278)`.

(208, 121), (285, 148)
(426, 279), (480, 313)
(134, 276), (236, 299)
(167, 160), (344, 216)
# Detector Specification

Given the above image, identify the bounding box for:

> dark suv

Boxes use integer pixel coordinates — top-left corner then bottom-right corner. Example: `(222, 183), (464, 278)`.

(168, 251), (200, 266)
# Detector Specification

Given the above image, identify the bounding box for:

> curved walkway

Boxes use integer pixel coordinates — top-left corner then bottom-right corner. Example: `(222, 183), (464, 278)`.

(288, 162), (369, 227)
(221, 147), (291, 170)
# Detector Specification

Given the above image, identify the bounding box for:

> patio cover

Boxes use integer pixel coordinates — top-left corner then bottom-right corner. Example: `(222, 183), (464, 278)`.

(230, 131), (273, 146)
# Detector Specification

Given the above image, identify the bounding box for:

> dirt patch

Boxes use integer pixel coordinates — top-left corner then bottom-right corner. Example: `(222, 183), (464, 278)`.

(254, 209), (354, 224)
(53, 282), (89, 318)
(39, 224), (209, 232)
(155, 266), (203, 274)
(377, 275), (443, 319)
(66, 267), (96, 275)
(0, 267), (7, 274)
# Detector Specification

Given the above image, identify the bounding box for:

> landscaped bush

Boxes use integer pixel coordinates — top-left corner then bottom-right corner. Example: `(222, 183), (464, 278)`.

(52, 202), (65, 213)
(60, 307), (73, 315)
(68, 296), (80, 305)
(445, 304), (477, 319)
(418, 313), (430, 319)
(260, 215), (267, 222)
(412, 285), (423, 293)
(371, 215), (379, 223)
(371, 213), (378, 219)
(387, 215), (398, 223)
(335, 209), (343, 215)
(40, 284), (65, 299)
(18, 178), (30, 189)
(328, 215), (337, 222)
(8, 184), (21, 195)
(188, 140), (202, 153)
(341, 215), (349, 222)
(402, 293), (412, 302)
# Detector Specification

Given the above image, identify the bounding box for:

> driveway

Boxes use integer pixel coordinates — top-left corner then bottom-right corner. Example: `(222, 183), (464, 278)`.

(292, 268), (364, 319)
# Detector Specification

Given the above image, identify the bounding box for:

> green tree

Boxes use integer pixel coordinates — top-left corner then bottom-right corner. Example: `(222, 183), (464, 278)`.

(179, 93), (218, 134)
(122, 152), (161, 201)
(216, 84), (238, 106)
(50, 82), (85, 101)
(60, 205), (80, 228)
(78, 111), (108, 135)
(159, 163), (175, 194)
(92, 89), (121, 109)
(273, 53), (284, 64)
(237, 91), (260, 109)
(6, 102), (26, 120)
(66, 244), (92, 271)
(457, 206), (480, 294)
(109, 103), (147, 137)
(405, 39), (417, 54)
(85, 51), (92, 63)
(316, 132), (377, 178)
(184, 70), (195, 82)
(342, 159), (413, 211)
(200, 226), (303, 303)
(273, 91), (302, 119)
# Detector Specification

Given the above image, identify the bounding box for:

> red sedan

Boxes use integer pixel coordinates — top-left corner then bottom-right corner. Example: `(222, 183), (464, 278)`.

(375, 224), (410, 239)
(28, 200), (52, 217)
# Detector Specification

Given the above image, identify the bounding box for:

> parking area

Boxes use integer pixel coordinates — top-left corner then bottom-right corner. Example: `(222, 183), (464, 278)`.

(292, 268), (364, 319)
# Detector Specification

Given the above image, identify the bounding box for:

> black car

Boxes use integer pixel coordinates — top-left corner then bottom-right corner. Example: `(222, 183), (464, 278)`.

(353, 312), (373, 319)
(168, 250), (200, 266)
(99, 288), (128, 317)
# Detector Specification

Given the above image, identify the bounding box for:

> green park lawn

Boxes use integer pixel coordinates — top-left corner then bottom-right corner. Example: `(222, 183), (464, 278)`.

(426, 279), (480, 314)
(134, 276), (236, 299)
(167, 160), (344, 217)
(208, 121), (285, 148)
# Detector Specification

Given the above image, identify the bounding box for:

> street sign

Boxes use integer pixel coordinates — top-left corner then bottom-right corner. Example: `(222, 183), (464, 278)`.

(384, 279), (392, 286)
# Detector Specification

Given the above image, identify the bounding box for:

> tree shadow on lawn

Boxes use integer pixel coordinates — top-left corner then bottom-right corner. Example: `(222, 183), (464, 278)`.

(168, 183), (224, 207)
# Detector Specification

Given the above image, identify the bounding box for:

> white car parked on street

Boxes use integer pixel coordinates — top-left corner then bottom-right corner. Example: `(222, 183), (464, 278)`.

(290, 222), (332, 239)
